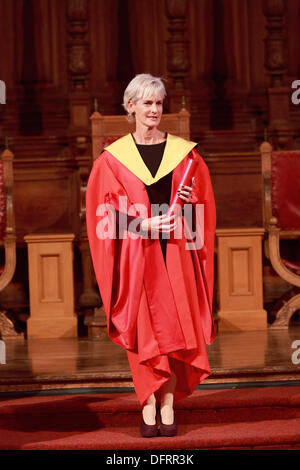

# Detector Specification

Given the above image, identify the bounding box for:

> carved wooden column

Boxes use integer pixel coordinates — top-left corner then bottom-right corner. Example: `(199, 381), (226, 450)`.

(263, 0), (293, 148)
(0, 144), (21, 340)
(165, 0), (190, 111)
(66, 0), (97, 337)
(74, 135), (101, 337)
(78, 103), (108, 340)
(66, 0), (91, 133)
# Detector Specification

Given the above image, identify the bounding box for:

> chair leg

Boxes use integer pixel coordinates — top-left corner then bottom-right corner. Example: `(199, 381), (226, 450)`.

(270, 293), (300, 329)
(268, 227), (300, 288)
(0, 237), (16, 291)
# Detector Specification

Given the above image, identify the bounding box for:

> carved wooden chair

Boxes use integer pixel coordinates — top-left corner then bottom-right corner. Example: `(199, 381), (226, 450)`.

(260, 141), (300, 328)
(82, 102), (191, 338)
(0, 146), (16, 338)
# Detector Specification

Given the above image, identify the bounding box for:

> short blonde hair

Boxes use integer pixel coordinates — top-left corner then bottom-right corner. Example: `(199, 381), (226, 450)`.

(123, 73), (167, 122)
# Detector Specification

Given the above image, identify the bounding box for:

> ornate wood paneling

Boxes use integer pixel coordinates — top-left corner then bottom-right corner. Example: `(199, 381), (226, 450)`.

(263, 0), (293, 148)
(204, 150), (263, 228)
(0, 137), (80, 241)
(90, 0), (168, 114)
(0, 0), (68, 136)
(67, 0), (91, 92)
(188, 0), (254, 133)
(66, 0), (92, 132)
(1, 0), (299, 142)
(14, 161), (78, 237)
(15, 0), (65, 88)
(0, 0), (300, 322)
(165, 0), (189, 100)
(0, 0), (15, 87)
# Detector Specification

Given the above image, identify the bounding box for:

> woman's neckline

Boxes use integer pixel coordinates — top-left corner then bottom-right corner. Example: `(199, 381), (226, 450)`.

(131, 132), (167, 146)
(136, 140), (166, 147)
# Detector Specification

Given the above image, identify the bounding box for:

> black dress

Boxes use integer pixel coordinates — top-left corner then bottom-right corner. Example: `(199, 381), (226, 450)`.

(136, 140), (172, 262)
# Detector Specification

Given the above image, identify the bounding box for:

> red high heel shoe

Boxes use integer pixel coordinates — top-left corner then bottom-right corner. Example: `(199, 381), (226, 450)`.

(140, 415), (159, 438)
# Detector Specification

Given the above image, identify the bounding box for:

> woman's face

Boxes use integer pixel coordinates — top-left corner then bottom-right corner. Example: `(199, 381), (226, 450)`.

(128, 92), (163, 128)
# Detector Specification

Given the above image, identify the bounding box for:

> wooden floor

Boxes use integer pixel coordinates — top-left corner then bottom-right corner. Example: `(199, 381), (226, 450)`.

(1, 326), (300, 393)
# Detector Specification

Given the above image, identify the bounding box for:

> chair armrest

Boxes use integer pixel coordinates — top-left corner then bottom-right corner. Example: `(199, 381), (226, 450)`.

(0, 148), (16, 291)
(268, 217), (300, 288)
(1, 148), (15, 237)
(260, 141), (273, 230)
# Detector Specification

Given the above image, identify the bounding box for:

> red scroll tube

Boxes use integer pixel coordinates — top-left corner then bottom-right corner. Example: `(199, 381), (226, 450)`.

(167, 152), (198, 217)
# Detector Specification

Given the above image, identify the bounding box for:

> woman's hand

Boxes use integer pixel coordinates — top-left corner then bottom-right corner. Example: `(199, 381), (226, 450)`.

(141, 213), (177, 234)
(140, 178), (195, 234)
(177, 177), (195, 203)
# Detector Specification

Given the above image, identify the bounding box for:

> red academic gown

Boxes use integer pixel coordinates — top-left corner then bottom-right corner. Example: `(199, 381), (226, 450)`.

(86, 133), (216, 406)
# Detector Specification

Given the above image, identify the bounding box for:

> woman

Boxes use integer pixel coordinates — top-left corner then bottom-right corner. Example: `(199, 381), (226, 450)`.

(86, 74), (216, 438)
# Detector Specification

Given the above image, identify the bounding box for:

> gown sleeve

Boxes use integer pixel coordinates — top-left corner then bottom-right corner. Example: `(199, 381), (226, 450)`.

(115, 210), (147, 236)
(183, 147), (216, 342)
(86, 153), (146, 350)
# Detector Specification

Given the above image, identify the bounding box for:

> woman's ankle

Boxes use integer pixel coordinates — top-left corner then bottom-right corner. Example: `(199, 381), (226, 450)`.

(160, 404), (174, 425)
(142, 394), (157, 425)
(142, 404), (156, 425)
(160, 391), (174, 409)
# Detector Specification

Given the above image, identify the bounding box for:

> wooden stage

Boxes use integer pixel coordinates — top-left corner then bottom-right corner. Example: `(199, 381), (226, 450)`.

(1, 326), (300, 394)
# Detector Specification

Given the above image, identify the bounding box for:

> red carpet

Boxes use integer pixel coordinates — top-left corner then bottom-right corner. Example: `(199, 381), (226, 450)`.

(1, 386), (300, 450)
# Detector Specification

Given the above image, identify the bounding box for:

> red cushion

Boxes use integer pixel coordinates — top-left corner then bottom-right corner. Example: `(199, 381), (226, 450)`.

(282, 258), (300, 270)
(271, 151), (300, 230)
